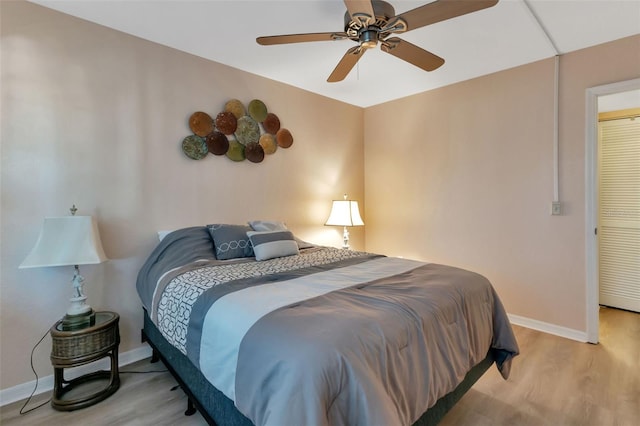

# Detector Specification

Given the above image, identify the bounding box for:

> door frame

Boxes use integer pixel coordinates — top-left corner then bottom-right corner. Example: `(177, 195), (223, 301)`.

(585, 77), (640, 343)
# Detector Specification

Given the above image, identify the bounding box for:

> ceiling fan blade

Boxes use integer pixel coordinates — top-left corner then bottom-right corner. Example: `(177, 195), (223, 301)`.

(257, 32), (347, 46)
(395, 0), (498, 32)
(344, 0), (376, 26)
(327, 46), (366, 82)
(381, 37), (444, 72)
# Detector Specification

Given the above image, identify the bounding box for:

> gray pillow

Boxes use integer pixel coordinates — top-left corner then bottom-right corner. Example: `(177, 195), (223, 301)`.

(248, 220), (288, 232)
(248, 220), (315, 249)
(207, 224), (254, 260)
(247, 230), (299, 261)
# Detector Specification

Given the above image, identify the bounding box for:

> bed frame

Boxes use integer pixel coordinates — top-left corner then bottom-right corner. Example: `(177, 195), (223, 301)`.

(142, 309), (493, 426)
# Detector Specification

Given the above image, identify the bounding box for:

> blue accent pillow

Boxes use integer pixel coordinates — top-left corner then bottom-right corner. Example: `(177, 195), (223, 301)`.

(207, 224), (254, 260)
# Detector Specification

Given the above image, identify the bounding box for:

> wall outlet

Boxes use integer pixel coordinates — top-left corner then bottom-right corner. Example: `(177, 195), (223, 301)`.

(551, 201), (562, 215)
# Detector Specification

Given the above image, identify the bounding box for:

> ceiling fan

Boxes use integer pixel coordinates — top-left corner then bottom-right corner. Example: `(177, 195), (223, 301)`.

(257, 0), (499, 82)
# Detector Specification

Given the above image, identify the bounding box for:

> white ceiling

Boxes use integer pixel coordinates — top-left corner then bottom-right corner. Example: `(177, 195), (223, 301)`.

(29, 0), (640, 107)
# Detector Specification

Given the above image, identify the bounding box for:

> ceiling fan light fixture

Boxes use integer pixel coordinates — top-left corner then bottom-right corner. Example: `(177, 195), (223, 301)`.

(359, 30), (379, 49)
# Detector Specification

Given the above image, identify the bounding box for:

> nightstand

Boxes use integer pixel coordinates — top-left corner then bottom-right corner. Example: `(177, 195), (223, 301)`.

(50, 311), (120, 411)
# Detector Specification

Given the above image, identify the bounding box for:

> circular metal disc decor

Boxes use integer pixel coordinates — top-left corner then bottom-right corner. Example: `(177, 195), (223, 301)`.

(226, 140), (245, 162)
(184, 99), (293, 164)
(263, 113), (281, 134)
(182, 135), (208, 160)
(206, 131), (229, 156)
(225, 99), (245, 119)
(248, 99), (268, 122)
(215, 112), (237, 135)
(235, 116), (260, 145)
(245, 142), (265, 163)
(259, 133), (277, 155)
(189, 112), (214, 137)
(276, 128), (294, 148)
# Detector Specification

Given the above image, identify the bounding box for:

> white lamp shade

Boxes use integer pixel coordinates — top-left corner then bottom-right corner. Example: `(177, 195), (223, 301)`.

(325, 200), (364, 227)
(19, 216), (108, 268)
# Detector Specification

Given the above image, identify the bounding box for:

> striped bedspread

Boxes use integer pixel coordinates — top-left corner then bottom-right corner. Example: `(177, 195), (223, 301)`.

(137, 227), (519, 426)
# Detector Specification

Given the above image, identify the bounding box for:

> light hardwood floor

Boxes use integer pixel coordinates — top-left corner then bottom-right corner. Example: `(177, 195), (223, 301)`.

(2, 307), (638, 425)
(440, 306), (639, 426)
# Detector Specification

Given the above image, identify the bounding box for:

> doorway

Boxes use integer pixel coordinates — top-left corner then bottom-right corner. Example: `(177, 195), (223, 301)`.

(586, 78), (640, 343)
(598, 105), (639, 312)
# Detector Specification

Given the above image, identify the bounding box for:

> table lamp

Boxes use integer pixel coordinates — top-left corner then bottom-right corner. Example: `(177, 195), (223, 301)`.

(19, 205), (108, 330)
(324, 194), (364, 249)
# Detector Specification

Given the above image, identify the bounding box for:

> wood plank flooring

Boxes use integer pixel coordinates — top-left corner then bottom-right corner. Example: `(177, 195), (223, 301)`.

(440, 306), (639, 426)
(2, 307), (638, 425)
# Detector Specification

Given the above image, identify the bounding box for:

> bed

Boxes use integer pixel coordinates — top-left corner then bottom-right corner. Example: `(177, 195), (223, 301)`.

(136, 224), (519, 426)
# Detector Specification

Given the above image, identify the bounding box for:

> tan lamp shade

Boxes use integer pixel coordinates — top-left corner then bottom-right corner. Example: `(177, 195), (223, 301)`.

(20, 216), (108, 268)
(325, 200), (364, 227)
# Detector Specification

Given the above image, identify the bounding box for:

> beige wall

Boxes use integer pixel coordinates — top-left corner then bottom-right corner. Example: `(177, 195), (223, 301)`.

(364, 35), (640, 332)
(0, 1), (364, 390)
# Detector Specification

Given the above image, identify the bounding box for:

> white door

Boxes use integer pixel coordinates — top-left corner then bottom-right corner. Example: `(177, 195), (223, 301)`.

(598, 113), (640, 312)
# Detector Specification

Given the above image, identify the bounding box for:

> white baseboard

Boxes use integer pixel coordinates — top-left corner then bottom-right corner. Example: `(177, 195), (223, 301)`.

(0, 344), (152, 407)
(508, 313), (588, 343)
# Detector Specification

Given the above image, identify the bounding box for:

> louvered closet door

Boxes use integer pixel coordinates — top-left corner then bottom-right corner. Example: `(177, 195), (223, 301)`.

(599, 117), (640, 312)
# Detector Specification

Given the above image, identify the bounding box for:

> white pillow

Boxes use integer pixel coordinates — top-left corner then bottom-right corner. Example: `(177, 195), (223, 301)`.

(246, 230), (299, 261)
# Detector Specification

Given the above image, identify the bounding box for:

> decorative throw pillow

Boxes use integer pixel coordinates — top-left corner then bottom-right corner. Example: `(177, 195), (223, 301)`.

(248, 220), (315, 249)
(247, 230), (299, 261)
(248, 220), (288, 232)
(207, 224), (254, 260)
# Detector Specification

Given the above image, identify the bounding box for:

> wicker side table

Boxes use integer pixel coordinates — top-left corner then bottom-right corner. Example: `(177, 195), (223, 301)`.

(50, 311), (120, 411)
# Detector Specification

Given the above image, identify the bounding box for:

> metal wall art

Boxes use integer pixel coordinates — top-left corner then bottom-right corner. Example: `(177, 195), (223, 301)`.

(181, 99), (294, 163)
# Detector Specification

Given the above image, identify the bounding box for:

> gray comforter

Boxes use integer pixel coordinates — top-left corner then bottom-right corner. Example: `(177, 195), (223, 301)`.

(137, 227), (519, 426)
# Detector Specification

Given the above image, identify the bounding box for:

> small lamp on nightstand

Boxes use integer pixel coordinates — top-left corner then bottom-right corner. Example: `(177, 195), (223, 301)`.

(325, 194), (364, 250)
(20, 205), (108, 330)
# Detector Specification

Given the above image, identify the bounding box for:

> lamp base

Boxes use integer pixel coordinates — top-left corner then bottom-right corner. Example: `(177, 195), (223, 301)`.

(342, 226), (351, 250)
(61, 310), (96, 331)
